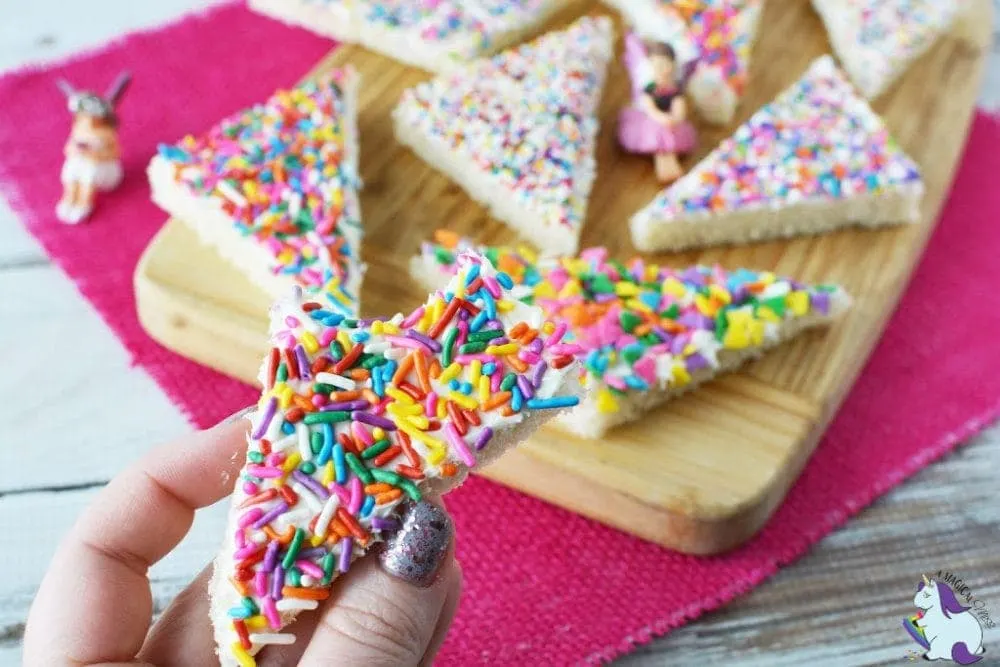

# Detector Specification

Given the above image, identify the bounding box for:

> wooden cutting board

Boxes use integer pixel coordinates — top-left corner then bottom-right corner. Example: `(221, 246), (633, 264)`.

(134, 0), (992, 555)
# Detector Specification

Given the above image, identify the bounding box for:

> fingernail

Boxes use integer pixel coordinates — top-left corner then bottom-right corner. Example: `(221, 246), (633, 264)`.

(225, 405), (256, 425)
(379, 501), (452, 588)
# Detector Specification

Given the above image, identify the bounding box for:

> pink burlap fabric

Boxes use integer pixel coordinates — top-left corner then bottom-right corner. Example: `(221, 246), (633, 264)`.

(2, 4), (1000, 664)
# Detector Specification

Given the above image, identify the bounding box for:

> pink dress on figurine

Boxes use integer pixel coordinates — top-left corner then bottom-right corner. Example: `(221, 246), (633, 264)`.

(617, 34), (697, 156)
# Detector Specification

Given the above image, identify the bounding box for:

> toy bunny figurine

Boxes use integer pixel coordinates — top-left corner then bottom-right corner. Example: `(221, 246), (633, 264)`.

(55, 72), (131, 224)
(618, 33), (697, 184)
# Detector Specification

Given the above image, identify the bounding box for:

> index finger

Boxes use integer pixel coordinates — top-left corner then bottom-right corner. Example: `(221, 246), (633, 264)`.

(23, 412), (251, 666)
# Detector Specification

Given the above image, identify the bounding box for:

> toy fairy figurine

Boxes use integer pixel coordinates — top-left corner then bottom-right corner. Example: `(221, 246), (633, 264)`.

(618, 33), (697, 184)
(56, 73), (131, 224)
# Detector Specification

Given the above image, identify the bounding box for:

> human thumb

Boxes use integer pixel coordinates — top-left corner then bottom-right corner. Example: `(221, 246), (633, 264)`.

(270, 499), (461, 667)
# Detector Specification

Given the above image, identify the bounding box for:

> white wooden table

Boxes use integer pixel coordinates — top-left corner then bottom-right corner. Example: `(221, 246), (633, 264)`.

(2, 3), (999, 665)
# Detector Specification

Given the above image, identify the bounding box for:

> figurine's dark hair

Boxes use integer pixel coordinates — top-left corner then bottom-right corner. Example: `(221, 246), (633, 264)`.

(644, 41), (677, 62)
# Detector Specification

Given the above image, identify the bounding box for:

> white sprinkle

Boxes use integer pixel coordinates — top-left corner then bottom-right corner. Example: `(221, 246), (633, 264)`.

(315, 494), (340, 538)
(276, 598), (319, 612)
(300, 575), (315, 587)
(251, 532), (268, 544)
(315, 372), (356, 390)
(297, 423), (312, 462)
(217, 180), (248, 208)
(291, 482), (324, 512)
(270, 434), (298, 452)
(248, 633), (296, 646)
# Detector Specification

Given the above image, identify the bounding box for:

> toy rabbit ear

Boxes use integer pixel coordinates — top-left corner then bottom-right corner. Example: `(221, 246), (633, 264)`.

(56, 79), (76, 99)
(105, 71), (132, 106)
(923, 574), (931, 586)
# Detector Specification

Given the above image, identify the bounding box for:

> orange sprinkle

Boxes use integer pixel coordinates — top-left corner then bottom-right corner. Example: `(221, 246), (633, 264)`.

(333, 343), (364, 374)
(427, 298), (462, 339)
(392, 353), (415, 386)
(434, 228), (461, 248)
(229, 575), (250, 597)
(292, 394), (315, 413)
(372, 445), (402, 468)
(330, 390), (362, 402)
(285, 407), (305, 423)
(395, 463), (425, 480)
(376, 489), (403, 505)
(361, 389), (380, 405)
(500, 406), (516, 418)
(633, 323), (652, 337)
(441, 463), (458, 477)
(413, 349), (431, 393)
(510, 322), (528, 339)
(462, 407), (481, 427)
(282, 586), (331, 600)
(505, 355), (528, 373)
(364, 483), (394, 494)
(483, 392), (512, 410)
(311, 356), (332, 374)
(349, 368), (370, 381)
(264, 526), (295, 544)
(397, 430), (421, 467)
(428, 359), (443, 379)
(336, 508), (369, 542)
(338, 432), (360, 456)
(446, 401), (468, 435)
(520, 329), (539, 345)
(328, 519), (349, 540)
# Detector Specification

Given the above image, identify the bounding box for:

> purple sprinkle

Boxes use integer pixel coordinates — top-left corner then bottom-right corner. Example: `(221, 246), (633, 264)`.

(681, 267), (705, 285)
(516, 375), (535, 399)
(371, 517), (401, 533)
(251, 397), (277, 439)
(323, 400), (369, 411)
(528, 338), (543, 354)
(730, 285), (749, 303)
(292, 470), (331, 499)
(678, 313), (713, 330)
(594, 293), (617, 303)
(685, 353), (710, 371)
(670, 336), (688, 355)
(295, 345), (312, 380)
(406, 329), (442, 352)
(338, 537), (353, 573)
(474, 427), (493, 451)
(811, 292), (830, 315)
(262, 540), (280, 571)
(651, 326), (673, 342)
(297, 547), (328, 560)
(252, 501), (290, 530)
(531, 362), (547, 389)
(357, 317), (376, 327)
(271, 565), (285, 599)
(351, 411), (397, 430)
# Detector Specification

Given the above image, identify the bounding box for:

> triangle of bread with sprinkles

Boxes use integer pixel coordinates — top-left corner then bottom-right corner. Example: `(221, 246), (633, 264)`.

(209, 252), (584, 666)
(148, 69), (364, 315)
(811, 0), (967, 100)
(411, 231), (851, 439)
(393, 16), (614, 255)
(630, 55), (924, 253)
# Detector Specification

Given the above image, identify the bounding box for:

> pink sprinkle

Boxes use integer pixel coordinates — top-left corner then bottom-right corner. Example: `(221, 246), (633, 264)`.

(483, 276), (502, 298)
(242, 481), (259, 495)
(263, 596), (281, 630)
(352, 421), (374, 446)
(491, 371), (502, 392)
(384, 335), (424, 350)
(238, 508), (264, 529)
(247, 464), (283, 479)
(267, 452), (285, 467)
(348, 477), (363, 514)
(312, 393), (327, 407)
(234, 544), (260, 560)
(234, 530), (247, 549)
(633, 357), (657, 386)
(285, 316), (300, 328)
(401, 307), (425, 328)
(545, 322), (567, 346)
(444, 423), (476, 467)
(254, 569), (268, 597)
(425, 392), (438, 417)
(319, 328), (338, 346)
(606, 376), (628, 391)
(296, 559), (325, 579)
(329, 483), (350, 504)
(519, 351), (541, 364)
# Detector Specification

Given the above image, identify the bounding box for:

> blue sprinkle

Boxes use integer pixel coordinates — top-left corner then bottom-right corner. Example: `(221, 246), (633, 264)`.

(624, 376), (650, 390)
(317, 424), (335, 465)
(470, 310), (489, 332)
(448, 379), (461, 391)
(496, 272), (514, 289)
(460, 382), (473, 395)
(360, 495), (376, 518)
(281, 421), (295, 435)
(464, 262), (481, 285)
(351, 331), (370, 343)
(227, 607), (252, 619)
(511, 386), (523, 412)
(526, 396), (580, 410)
(334, 444), (347, 484)
(483, 363), (496, 375)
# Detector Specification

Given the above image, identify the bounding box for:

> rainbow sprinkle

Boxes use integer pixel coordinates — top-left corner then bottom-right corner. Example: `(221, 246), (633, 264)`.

(217, 252), (581, 664)
(151, 69), (363, 314)
(353, 0), (562, 70)
(393, 16), (613, 254)
(812, 0), (965, 99)
(632, 55), (922, 232)
(416, 232), (849, 433)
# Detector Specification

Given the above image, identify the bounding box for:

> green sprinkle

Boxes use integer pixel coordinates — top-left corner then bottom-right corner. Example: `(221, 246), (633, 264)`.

(761, 296), (786, 317)
(715, 310), (729, 340)
(342, 319), (358, 328)
(361, 354), (389, 369)
(313, 383), (336, 394)
(619, 311), (642, 333)
(661, 304), (680, 319)
(241, 596), (259, 614)
(459, 341), (487, 354)
(329, 341), (344, 360)
(434, 247), (455, 265)
(281, 528), (305, 569)
(589, 274), (615, 294)
(247, 451), (264, 464)
(500, 373), (517, 391)
(345, 452), (374, 484)
(310, 432), (323, 455)
(300, 461), (317, 475)
(303, 411), (351, 425)
(622, 345), (644, 364)
(286, 567), (301, 587)
(321, 552), (336, 586)
(397, 477), (422, 502)
(276, 363), (288, 383)
(370, 467), (420, 499)
(361, 439), (392, 460)
(467, 328), (504, 342)
(442, 327), (459, 367)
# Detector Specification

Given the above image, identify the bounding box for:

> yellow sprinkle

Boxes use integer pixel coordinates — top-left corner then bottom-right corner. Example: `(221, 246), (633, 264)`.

(399, 422), (446, 451)
(709, 284), (732, 304)
(469, 360), (482, 387)
(405, 415), (431, 429)
(615, 282), (640, 297)
(760, 271), (776, 285)
(497, 300), (515, 312)
(757, 306), (781, 323)
(478, 375), (490, 404)
(533, 281), (557, 299)
(542, 321), (555, 335)
(385, 387), (416, 404)
(245, 615), (269, 630)
(310, 535), (324, 547)
(663, 277), (688, 298)
(382, 322), (401, 335)
(301, 331), (319, 354)
(723, 326), (750, 349)
(437, 400), (447, 419)
(787, 291), (809, 316)
(596, 388), (618, 413)
(694, 294), (717, 317)
(672, 362), (692, 386)
(625, 298), (654, 313)
(438, 363), (463, 384)
(231, 643), (256, 667)
(322, 460), (334, 486)
(485, 343), (518, 356)
(278, 385), (293, 409)
(455, 272), (467, 299)
(243, 180), (259, 199)
(427, 447), (447, 466)
(268, 382), (287, 401)
(432, 298), (445, 321)
(448, 392), (479, 411)
(683, 343), (697, 355)
(372, 427), (385, 440)
(387, 402), (422, 417)
(283, 452), (302, 473)
(337, 330), (352, 351)
(519, 245), (538, 263)
(559, 281), (582, 299)
(371, 321), (384, 335)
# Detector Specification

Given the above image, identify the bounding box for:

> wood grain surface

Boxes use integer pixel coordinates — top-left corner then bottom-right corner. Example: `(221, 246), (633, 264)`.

(2, 1), (1000, 664)
(137, 0), (991, 555)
